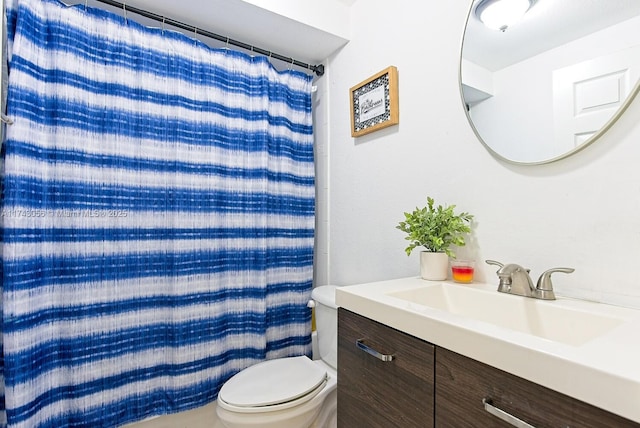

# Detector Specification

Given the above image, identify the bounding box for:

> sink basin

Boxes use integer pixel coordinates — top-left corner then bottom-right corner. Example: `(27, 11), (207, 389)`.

(386, 284), (624, 346)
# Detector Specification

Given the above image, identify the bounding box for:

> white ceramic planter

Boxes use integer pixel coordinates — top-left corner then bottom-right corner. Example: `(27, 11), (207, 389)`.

(420, 251), (449, 281)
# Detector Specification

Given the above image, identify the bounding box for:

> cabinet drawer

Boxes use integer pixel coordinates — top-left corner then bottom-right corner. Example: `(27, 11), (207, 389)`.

(435, 347), (639, 427)
(338, 308), (435, 428)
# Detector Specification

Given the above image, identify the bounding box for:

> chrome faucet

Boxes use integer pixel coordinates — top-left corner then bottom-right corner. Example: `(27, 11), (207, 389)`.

(485, 260), (574, 300)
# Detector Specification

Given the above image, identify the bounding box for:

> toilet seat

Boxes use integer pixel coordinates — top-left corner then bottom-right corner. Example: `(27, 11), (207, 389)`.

(217, 356), (328, 414)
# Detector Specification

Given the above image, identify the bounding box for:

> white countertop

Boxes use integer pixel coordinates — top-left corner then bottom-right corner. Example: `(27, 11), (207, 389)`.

(335, 277), (640, 423)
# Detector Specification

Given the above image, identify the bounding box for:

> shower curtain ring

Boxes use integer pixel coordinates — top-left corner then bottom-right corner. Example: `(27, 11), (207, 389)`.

(289, 58), (294, 71)
(122, 3), (128, 24)
(162, 16), (166, 34)
(194, 27), (198, 45)
(1, 114), (14, 125)
(84, 0), (88, 11)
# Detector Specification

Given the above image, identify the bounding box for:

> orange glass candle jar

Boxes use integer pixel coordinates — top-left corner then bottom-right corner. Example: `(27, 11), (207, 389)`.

(451, 260), (475, 283)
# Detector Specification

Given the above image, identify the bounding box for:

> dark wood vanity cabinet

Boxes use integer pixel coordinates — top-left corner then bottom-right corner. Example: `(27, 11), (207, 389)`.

(338, 308), (640, 428)
(435, 346), (640, 428)
(337, 308), (435, 428)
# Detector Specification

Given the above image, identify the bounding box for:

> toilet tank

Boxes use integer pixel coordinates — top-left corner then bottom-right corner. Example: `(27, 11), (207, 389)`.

(311, 285), (338, 369)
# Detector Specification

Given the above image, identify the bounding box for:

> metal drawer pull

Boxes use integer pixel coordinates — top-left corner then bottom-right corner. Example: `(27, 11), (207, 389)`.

(483, 398), (536, 428)
(355, 339), (395, 362)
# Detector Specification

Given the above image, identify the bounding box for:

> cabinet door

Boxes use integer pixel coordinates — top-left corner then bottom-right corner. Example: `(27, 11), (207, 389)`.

(338, 308), (435, 428)
(435, 347), (639, 428)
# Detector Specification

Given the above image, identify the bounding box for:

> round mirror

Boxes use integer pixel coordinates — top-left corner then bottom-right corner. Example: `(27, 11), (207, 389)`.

(460, 0), (640, 165)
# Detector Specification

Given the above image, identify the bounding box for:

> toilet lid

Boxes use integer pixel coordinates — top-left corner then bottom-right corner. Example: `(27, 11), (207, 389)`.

(219, 356), (327, 408)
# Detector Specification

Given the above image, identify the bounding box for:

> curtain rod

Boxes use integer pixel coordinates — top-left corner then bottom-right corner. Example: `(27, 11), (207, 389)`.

(92, 0), (325, 77)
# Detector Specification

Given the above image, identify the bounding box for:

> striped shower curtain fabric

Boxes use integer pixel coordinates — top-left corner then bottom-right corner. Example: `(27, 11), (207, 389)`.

(0, 0), (315, 426)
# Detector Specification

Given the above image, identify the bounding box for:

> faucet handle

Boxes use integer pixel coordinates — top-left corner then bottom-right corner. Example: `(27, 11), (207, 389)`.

(485, 259), (504, 268)
(536, 267), (575, 300)
(485, 260), (531, 273)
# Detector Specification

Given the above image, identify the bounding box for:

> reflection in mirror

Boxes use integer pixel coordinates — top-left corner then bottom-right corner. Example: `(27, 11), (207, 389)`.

(460, 0), (640, 164)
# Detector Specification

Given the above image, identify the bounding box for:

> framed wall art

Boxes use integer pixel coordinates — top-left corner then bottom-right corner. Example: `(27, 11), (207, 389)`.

(349, 66), (399, 137)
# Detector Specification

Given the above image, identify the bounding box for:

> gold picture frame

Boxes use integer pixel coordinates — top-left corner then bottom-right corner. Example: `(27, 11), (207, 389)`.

(349, 66), (399, 137)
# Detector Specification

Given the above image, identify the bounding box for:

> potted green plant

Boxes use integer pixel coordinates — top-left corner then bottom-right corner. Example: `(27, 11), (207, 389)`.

(396, 196), (473, 280)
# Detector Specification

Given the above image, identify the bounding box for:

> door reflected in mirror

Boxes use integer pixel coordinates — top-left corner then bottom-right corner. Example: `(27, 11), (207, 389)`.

(460, 0), (640, 164)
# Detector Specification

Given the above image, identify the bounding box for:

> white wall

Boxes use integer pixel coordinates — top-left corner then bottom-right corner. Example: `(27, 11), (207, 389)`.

(313, 72), (331, 286)
(319, 0), (640, 310)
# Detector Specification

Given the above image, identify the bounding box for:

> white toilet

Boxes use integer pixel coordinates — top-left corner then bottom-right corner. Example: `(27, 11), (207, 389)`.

(216, 285), (338, 428)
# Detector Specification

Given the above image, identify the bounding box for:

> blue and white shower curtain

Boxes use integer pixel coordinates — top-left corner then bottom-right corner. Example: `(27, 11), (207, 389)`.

(0, 0), (315, 426)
